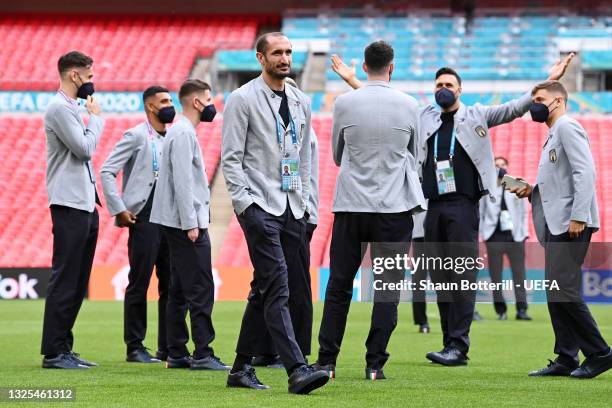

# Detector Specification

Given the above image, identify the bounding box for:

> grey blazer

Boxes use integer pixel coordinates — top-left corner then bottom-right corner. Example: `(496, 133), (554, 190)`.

(309, 129), (319, 225)
(44, 93), (105, 213)
(331, 80), (426, 214)
(480, 185), (528, 242)
(417, 93), (533, 202)
(100, 122), (165, 219)
(531, 114), (599, 243)
(150, 116), (210, 230)
(222, 75), (312, 219)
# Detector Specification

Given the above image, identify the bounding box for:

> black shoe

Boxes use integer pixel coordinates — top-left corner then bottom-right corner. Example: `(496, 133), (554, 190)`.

(288, 365), (329, 394)
(570, 349), (612, 379)
(42, 353), (89, 369)
(365, 367), (386, 380)
(473, 311), (484, 321)
(166, 355), (192, 369)
(67, 351), (98, 367)
(528, 359), (576, 377)
(191, 355), (231, 371)
(252, 355), (283, 368)
(497, 312), (508, 321)
(126, 349), (161, 363)
(419, 324), (430, 333)
(426, 348), (468, 366)
(516, 311), (533, 321)
(156, 350), (168, 361)
(227, 365), (270, 390)
(311, 362), (336, 379)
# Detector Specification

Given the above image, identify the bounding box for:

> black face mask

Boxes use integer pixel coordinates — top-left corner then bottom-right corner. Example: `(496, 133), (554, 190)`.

(157, 106), (176, 124)
(498, 167), (508, 179)
(76, 82), (95, 99)
(201, 104), (217, 122)
(530, 100), (557, 123)
(435, 87), (457, 109)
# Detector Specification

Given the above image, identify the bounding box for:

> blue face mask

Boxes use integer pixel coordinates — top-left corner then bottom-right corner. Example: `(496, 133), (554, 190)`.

(435, 87), (457, 109)
(530, 100), (557, 123)
(200, 104), (217, 122)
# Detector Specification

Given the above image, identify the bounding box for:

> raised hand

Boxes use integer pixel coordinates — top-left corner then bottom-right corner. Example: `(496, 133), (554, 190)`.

(547, 52), (575, 81)
(330, 54), (362, 89)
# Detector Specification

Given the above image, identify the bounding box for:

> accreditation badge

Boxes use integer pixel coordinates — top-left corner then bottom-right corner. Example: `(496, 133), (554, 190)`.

(435, 160), (457, 195)
(281, 158), (300, 191)
(499, 210), (513, 231)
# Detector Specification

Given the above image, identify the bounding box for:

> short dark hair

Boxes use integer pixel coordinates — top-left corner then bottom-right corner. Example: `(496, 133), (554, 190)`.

(364, 41), (394, 74)
(178, 79), (211, 103)
(495, 156), (508, 165)
(142, 85), (170, 103)
(531, 80), (568, 103)
(435, 67), (462, 86)
(58, 51), (93, 75)
(255, 32), (287, 54)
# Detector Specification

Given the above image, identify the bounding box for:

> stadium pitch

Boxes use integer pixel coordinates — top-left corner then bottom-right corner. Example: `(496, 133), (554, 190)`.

(1, 301), (610, 407)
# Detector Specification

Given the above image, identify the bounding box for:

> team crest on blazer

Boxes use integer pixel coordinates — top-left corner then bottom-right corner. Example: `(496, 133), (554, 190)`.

(549, 148), (557, 163)
(475, 126), (486, 137)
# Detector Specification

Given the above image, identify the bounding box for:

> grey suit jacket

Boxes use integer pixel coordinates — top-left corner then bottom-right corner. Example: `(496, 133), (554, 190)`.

(332, 80), (425, 214)
(150, 116), (210, 230)
(44, 93), (105, 213)
(531, 115), (599, 243)
(309, 129), (319, 225)
(100, 121), (165, 220)
(222, 75), (312, 219)
(480, 184), (528, 242)
(417, 93), (533, 202)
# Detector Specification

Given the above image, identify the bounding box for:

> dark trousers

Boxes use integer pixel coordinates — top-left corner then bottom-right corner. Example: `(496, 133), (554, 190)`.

(424, 197), (479, 355)
(253, 223), (315, 358)
(41, 205), (99, 356)
(318, 211), (413, 370)
(235, 204), (307, 373)
(125, 220), (170, 354)
(411, 237), (429, 326)
(544, 225), (609, 365)
(485, 231), (527, 315)
(163, 227), (214, 359)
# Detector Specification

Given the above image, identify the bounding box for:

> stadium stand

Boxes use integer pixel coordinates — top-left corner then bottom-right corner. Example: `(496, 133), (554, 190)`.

(0, 115), (223, 267)
(0, 14), (261, 91)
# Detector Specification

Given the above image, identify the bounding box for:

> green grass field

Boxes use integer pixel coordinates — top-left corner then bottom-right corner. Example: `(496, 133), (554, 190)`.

(1, 301), (611, 407)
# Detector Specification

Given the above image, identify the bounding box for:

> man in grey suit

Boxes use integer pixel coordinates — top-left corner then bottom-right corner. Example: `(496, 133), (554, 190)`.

(150, 79), (228, 371)
(315, 41), (426, 380)
(480, 157), (531, 321)
(251, 77), (319, 368)
(101, 86), (180, 363)
(511, 80), (612, 379)
(222, 32), (329, 394)
(329, 52), (573, 366)
(41, 51), (103, 369)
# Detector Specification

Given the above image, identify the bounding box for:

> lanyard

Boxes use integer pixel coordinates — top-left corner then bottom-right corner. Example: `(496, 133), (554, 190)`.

(275, 113), (298, 154)
(433, 127), (456, 163)
(146, 122), (160, 177)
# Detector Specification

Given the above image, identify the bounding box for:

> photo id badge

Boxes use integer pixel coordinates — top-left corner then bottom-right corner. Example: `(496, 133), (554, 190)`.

(281, 158), (300, 191)
(435, 160), (457, 195)
(499, 210), (513, 231)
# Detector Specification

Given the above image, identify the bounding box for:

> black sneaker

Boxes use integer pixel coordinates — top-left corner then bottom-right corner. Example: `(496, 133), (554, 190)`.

(426, 348), (468, 366)
(365, 367), (386, 380)
(191, 355), (230, 371)
(529, 359), (576, 377)
(311, 362), (336, 379)
(127, 349), (161, 363)
(67, 351), (98, 367)
(498, 312), (508, 321)
(419, 324), (430, 333)
(516, 311), (533, 321)
(42, 353), (89, 369)
(166, 355), (192, 369)
(288, 365), (329, 394)
(227, 365), (270, 390)
(156, 350), (168, 361)
(570, 348), (612, 379)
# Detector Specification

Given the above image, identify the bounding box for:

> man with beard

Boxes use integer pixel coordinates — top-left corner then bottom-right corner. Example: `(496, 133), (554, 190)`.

(222, 32), (329, 394)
